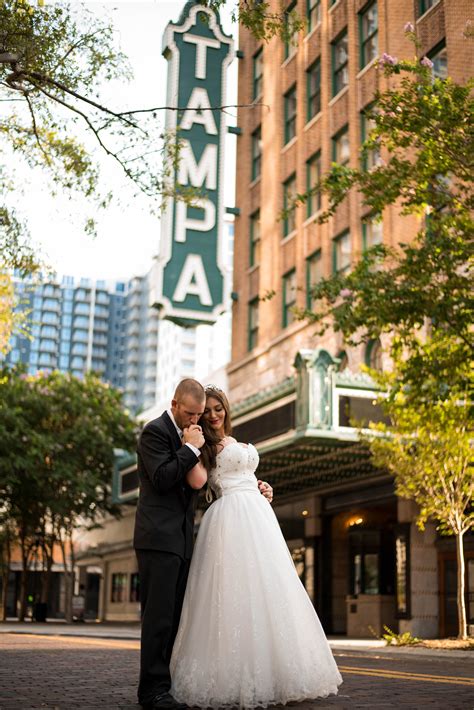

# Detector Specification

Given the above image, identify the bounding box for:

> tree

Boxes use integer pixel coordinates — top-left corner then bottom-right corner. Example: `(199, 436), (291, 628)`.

(1, 1), (194, 223)
(0, 367), (137, 620)
(0, 208), (43, 353)
(366, 360), (473, 639)
(293, 42), (473, 398)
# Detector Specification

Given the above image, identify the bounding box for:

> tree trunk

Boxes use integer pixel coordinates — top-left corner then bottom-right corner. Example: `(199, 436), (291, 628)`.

(58, 533), (73, 623)
(0, 545), (11, 622)
(455, 530), (467, 640)
(0, 566), (8, 621)
(40, 539), (54, 607)
(18, 560), (28, 622)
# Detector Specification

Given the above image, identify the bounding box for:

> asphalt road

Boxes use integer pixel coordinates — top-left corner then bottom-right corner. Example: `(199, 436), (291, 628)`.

(0, 633), (472, 710)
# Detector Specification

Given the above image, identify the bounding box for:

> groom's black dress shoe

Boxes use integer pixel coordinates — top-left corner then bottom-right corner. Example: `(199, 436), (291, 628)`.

(140, 692), (188, 710)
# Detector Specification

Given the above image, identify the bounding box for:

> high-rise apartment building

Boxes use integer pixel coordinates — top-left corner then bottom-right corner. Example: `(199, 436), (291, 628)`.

(226, 0), (473, 639)
(5, 275), (127, 389)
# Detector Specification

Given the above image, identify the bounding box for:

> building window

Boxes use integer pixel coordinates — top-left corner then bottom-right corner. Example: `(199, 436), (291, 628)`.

(333, 125), (350, 166)
(283, 174), (297, 236)
(248, 298), (259, 351)
(419, 0), (439, 16)
(251, 126), (262, 181)
(284, 1), (298, 60)
(337, 350), (349, 371)
(428, 41), (448, 79)
(306, 152), (321, 217)
(359, 2), (378, 69)
(284, 85), (297, 144)
(365, 338), (383, 370)
(363, 215), (383, 249)
(333, 230), (351, 272)
(130, 572), (140, 603)
(253, 48), (263, 99)
(307, 0), (321, 32)
(111, 572), (127, 603)
(249, 210), (261, 267)
(306, 58), (321, 121)
(306, 250), (322, 309)
(361, 106), (381, 169)
(332, 29), (348, 97)
(283, 269), (297, 327)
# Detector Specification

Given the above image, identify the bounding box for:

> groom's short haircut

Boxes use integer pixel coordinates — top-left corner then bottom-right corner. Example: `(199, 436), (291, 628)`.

(174, 378), (205, 403)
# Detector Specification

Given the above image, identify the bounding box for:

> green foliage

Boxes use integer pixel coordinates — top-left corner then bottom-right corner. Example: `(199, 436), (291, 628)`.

(205, 1), (306, 42)
(0, 1), (195, 224)
(0, 366), (137, 552)
(367, 368), (473, 537)
(381, 625), (421, 646)
(293, 44), (473, 400)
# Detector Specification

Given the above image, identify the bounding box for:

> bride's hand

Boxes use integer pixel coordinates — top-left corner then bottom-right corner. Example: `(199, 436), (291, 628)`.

(258, 480), (273, 503)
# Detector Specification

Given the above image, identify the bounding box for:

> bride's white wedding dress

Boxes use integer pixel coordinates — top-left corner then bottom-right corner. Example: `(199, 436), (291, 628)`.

(170, 441), (342, 708)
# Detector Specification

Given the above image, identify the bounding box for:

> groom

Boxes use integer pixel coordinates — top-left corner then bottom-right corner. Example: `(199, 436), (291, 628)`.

(134, 378), (206, 710)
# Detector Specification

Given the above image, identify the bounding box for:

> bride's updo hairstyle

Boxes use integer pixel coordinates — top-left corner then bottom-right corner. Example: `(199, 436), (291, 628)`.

(200, 385), (232, 473)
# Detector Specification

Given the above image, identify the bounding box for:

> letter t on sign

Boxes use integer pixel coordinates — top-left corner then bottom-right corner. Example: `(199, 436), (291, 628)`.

(183, 34), (221, 80)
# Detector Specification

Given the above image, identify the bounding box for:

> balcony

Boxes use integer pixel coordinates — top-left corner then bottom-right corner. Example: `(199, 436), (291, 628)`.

(72, 331), (89, 343)
(127, 322), (140, 337)
(74, 304), (91, 316)
(128, 336), (140, 350)
(93, 321), (108, 333)
(95, 292), (110, 306)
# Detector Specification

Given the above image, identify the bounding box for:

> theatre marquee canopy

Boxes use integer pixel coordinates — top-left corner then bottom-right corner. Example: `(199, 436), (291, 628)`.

(151, 1), (234, 326)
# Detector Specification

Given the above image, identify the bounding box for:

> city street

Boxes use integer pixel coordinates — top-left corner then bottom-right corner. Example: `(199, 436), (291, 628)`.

(0, 632), (472, 710)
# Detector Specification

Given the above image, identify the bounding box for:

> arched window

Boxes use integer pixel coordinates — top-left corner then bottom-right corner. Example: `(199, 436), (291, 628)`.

(366, 339), (383, 371)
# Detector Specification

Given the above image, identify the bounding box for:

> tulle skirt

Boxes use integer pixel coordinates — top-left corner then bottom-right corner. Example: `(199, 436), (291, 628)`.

(170, 489), (342, 708)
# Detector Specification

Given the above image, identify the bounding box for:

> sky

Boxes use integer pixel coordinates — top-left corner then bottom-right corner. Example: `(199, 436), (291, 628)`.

(22, 0), (238, 282)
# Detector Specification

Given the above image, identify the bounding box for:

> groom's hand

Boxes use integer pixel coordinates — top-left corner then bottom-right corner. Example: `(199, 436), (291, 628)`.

(183, 424), (205, 449)
(258, 480), (273, 503)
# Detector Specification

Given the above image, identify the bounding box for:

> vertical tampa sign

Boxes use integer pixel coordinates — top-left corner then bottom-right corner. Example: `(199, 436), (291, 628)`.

(153, 1), (234, 326)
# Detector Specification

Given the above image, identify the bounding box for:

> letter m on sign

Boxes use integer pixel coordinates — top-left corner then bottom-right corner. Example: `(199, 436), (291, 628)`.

(151, 1), (234, 326)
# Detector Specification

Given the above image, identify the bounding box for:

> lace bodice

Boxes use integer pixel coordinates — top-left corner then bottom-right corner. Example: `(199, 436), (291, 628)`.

(208, 441), (260, 499)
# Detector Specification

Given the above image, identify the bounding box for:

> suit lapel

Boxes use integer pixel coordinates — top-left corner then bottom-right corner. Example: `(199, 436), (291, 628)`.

(161, 410), (182, 451)
(161, 411), (189, 506)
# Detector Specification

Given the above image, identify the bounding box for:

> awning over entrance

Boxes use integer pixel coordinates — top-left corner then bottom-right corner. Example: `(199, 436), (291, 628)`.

(255, 436), (383, 498)
(232, 348), (389, 499)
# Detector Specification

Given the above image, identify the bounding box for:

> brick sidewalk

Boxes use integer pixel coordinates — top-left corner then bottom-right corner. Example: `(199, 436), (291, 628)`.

(0, 634), (472, 710)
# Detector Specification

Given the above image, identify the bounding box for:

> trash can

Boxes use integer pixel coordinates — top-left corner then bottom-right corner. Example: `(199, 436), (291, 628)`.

(33, 602), (48, 622)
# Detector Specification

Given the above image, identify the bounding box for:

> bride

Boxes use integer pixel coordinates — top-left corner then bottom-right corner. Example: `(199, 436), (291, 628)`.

(170, 385), (342, 708)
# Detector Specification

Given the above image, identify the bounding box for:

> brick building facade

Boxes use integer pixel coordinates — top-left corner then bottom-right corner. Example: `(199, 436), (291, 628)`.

(228, 0), (473, 637)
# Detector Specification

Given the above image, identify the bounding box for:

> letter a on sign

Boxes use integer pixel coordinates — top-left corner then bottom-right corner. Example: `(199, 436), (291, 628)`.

(151, 2), (234, 326)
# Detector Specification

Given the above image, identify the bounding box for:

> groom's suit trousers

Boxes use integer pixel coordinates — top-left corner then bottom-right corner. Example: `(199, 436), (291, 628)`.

(136, 549), (190, 702)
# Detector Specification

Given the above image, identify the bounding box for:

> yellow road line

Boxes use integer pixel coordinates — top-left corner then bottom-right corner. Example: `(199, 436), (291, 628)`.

(340, 665), (474, 687)
(3, 632), (140, 650)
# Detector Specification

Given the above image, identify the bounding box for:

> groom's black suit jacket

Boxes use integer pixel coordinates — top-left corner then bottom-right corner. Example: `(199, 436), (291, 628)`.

(133, 411), (199, 559)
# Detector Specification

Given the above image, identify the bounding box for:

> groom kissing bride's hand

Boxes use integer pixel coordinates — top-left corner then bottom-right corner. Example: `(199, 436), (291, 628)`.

(181, 424), (204, 449)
